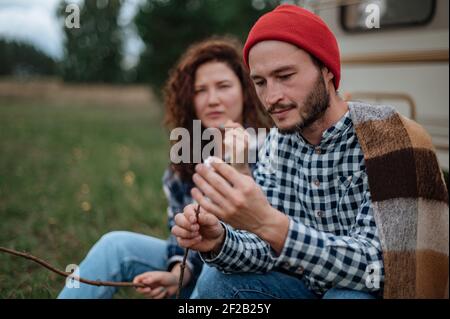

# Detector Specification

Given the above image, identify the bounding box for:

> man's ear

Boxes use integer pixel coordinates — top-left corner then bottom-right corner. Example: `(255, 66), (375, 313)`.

(322, 67), (334, 84)
(321, 67), (335, 91)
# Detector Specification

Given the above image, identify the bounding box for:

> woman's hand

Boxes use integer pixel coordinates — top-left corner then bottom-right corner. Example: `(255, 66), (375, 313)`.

(222, 120), (252, 175)
(133, 266), (190, 299)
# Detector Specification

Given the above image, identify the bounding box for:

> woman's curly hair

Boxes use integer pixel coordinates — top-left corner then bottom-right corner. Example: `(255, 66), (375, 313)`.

(163, 36), (272, 182)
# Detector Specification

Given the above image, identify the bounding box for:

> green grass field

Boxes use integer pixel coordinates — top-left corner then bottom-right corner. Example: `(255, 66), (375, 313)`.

(0, 101), (170, 298)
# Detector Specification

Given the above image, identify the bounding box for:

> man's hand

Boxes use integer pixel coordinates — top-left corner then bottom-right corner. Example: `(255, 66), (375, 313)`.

(192, 157), (289, 254)
(172, 203), (225, 253)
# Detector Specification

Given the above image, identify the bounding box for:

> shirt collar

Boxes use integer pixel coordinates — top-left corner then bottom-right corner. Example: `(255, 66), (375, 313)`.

(320, 110), (352, 145)
(290, 110), (352, 148)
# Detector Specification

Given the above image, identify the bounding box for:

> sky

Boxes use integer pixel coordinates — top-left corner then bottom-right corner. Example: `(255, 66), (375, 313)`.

(0, 0), (145, 68)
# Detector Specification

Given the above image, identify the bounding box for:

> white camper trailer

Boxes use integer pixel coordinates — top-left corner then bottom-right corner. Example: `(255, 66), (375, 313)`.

(303, 0), (449, 171)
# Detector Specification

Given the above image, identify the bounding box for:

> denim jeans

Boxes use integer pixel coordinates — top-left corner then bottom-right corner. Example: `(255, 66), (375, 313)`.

(191, 266), (378, 299)
(57, 231), (197, 299)
(57, 231), (377, 299)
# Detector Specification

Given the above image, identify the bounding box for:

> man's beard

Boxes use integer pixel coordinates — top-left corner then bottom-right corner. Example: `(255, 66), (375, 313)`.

(268, 71), (330, 135)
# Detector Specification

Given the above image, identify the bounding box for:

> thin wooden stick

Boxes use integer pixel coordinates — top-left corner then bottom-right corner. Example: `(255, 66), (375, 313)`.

(0, 246), (147, 288)
(176, 204), (200, 299)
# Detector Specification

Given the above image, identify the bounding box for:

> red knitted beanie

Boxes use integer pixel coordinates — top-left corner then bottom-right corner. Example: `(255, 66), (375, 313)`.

(244, 4), (341, 89)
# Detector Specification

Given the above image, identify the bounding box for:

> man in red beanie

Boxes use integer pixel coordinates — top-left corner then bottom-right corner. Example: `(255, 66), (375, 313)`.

(173, 4), (448, 299)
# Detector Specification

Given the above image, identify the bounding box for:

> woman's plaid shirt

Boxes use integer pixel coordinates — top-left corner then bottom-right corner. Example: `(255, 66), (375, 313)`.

(202, 110), (385, 295)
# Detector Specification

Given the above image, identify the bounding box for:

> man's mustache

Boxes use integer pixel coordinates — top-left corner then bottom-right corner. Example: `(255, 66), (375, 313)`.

(267, 102), (297, 114)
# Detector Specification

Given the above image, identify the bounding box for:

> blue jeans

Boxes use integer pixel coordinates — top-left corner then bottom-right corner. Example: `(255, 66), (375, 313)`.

(58, 231), (197, 299)
(191, 266), (378, 299)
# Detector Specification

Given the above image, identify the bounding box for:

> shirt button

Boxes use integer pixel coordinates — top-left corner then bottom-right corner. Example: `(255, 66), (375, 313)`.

(313, 179), (320, 187)
(296, 266), (304, 275)
(314, 147), (321, 155)
(316, 210), (324, 218)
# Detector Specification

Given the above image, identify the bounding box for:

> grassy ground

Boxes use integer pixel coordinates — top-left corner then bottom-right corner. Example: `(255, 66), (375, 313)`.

(0, 101), (169, 298)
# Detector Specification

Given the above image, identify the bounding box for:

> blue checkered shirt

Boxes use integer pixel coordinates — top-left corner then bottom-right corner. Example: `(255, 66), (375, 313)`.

(202, 109), (385, 295)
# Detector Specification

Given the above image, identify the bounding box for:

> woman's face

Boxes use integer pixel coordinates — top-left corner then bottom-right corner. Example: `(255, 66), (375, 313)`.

(193, 61), (244, 128)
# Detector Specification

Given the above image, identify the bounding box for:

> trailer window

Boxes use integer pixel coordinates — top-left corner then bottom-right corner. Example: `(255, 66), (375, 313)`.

(341, 0), (435, 32)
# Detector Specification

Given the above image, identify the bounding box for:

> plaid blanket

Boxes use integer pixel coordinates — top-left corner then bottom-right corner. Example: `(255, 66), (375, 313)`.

(350, 102), (449, 298)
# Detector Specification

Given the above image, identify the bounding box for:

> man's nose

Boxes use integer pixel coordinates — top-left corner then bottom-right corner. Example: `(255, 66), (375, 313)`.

(264, 82), (283, 108)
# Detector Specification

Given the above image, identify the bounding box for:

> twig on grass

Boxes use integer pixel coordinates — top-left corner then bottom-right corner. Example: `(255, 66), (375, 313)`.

(0, 246), (147, 288)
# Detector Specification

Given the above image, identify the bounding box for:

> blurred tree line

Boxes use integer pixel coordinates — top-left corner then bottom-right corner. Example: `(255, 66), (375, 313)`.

(1, 0), (281, 89)
(134, 0), (277, 89)
(0, 40), (57, 77)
